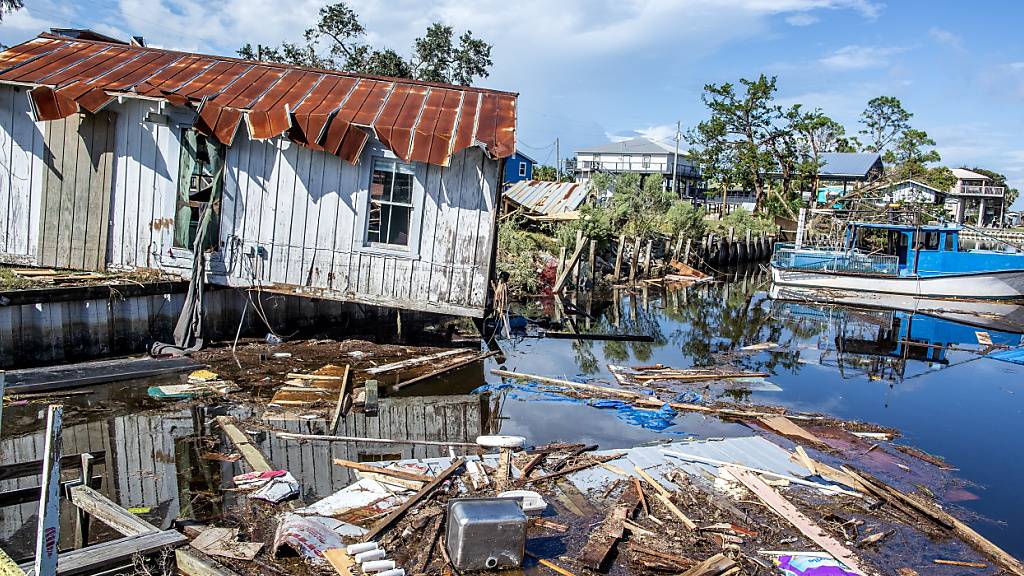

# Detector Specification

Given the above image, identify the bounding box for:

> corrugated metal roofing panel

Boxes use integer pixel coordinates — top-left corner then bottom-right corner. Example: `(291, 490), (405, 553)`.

(0, 33), (516, 166)
(819, 152), (882, 178)
(504, 180), (590, 216)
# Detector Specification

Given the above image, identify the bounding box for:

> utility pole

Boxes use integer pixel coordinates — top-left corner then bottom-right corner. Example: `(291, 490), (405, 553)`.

(555, 138), (560, 181)
(671, 120), (681, 195)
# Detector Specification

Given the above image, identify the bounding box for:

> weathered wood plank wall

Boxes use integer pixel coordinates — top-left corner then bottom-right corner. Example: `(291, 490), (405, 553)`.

(0, 88), (500, 317)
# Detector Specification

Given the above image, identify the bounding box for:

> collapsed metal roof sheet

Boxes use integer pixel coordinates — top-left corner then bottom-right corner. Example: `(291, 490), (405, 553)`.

(0, 34), (517, 167)
(504, 180), (590, 216)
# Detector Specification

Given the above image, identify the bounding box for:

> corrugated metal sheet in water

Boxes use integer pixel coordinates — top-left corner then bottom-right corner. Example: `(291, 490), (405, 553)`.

(0, 34), (517, 167)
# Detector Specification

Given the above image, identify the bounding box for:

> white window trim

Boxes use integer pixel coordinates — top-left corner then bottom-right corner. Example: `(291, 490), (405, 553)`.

(352, 144), (425, 260)
(518, 161), (527, 177)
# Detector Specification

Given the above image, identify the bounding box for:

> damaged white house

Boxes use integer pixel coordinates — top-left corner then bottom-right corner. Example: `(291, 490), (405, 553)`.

(0, 32), (517, 317)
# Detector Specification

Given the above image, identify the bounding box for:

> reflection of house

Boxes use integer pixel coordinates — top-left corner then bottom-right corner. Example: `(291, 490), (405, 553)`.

(0, 32), (517, 318)
(574, 137), (701, 197)
(502, 180), (591, 221)
(946, 168), (1006, 226)
(0, 394), (489, 559)
(503, 150), (535, 186)
(815, 152), (884, 203)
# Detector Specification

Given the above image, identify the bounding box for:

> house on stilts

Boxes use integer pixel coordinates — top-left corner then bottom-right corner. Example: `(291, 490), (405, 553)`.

(0, 32), (516, 318)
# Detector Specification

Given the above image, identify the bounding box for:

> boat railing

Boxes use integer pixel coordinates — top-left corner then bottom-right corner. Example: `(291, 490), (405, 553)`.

(771, 246), (900, 276)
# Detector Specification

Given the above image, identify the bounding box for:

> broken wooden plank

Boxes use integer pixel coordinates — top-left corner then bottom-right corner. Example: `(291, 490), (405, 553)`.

(275, 431), (478, 448)
(365, 349), (474, 375)
(175, 547), (243, 576)
(726, 466), (869, 576)
(69, 485), (156, 537)
(523, 454), (622, 485)
(391, 351), (499, 392)
(21, 530), (187, 575)
(678, 553), (737, 576)
(362, 457), (466, 542)
(216, 416), (271, 472)
(35, 404), (63, 576)
(578, 481), (641, 569)
(933, 559), (987, 569)
(526, 551), (579, 576)
(333, 459), (434, 483)
(324, 548), (355, 576)
(329, 365), (352, 432)
(632, 466), (697, 531)
(285, 372), (343, 381)
(663, 450), (859, 496)
(759, 416), (825, 445)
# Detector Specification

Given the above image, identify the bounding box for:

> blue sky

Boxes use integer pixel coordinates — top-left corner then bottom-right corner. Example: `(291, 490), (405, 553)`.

(3, 0), (1023, 208)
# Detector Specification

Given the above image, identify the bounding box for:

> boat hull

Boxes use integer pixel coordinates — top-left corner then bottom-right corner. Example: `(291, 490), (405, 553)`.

(770, 266), (1024, 300)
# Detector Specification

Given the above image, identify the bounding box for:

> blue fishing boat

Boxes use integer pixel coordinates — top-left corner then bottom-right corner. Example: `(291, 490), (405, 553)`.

(770, 222), (1024, 300)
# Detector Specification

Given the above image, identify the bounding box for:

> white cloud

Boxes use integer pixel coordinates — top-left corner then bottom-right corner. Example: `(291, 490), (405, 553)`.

(785, 13), (820, 26)
(819, 45), (905, 70)
(928, 27), (963, 52)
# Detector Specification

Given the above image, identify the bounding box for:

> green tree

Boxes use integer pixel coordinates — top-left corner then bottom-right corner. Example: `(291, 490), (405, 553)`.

(532, 165), (557, 181)
(889, 128), (940, 179)
(921, 166), (956, 191)
(789, 106), (848, 194)
(238, 2), (492, 86)
(859, 96), (912, 155)
(690, 75), (780, 211)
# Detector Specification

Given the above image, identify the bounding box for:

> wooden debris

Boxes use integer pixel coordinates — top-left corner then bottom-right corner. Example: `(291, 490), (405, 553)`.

(530, 518), (568, 532)
(934, 559), (988, 568)
(520, 453), (547, 478)
(523, 454), (623, 485)
(627, 543), (695, 572)
(633, 466), (697, 531)
(726, 466), (870, 576)
(896, 569), (919, 576)
(34, 404), (62, 576)
(759, 416), (825, 446)
(333, 458), (434, 482)
(329, 365), (351, 432)
(275, 431), (478, 448)
(363, 457), (465, 542)
(285, 372), (343, 381)
(663, 450), (858, 496)
(365, 349), (474, 375)
(679, 553), (738, 576)
(216, 417), (272, 472)
(391, 351), (498, 391)
(578, 482), (641, 569)
(324, 548), (355, 576)
(526, 551), (579, 576)
(632, 476), (649, 515)
(857, 529), (894, 548)
(794, 446), (817, 475)
(190, 527), (262, 561)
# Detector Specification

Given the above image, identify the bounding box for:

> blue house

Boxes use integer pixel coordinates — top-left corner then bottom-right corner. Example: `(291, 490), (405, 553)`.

(504, 150), (536, 186)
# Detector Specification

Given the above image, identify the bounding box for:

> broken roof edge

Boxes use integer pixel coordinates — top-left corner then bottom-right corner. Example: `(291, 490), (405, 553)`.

(27, 32), (519, 99)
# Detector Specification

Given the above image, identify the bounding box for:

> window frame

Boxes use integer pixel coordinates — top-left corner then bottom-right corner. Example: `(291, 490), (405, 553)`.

(172, 126), (226, 253)
(354, 149), (426, 259)
(518, 161), (527, 177)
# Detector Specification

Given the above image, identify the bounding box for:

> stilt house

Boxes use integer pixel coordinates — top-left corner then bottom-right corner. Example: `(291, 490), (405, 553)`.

(0, 32), (516, 317)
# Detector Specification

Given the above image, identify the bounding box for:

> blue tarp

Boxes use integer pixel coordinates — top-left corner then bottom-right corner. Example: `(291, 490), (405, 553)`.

(473, 376), (687, 434)
(990, 347), (1024, 366)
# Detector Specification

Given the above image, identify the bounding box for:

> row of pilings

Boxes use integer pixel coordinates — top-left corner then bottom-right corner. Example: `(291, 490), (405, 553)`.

(694, 230), (778, 270)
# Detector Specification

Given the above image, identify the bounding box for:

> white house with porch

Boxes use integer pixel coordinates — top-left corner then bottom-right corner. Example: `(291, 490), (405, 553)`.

(946, 168), (1006, 226)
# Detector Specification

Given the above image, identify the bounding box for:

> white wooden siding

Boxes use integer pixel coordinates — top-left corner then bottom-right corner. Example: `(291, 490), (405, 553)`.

(0, 88), (499, 317)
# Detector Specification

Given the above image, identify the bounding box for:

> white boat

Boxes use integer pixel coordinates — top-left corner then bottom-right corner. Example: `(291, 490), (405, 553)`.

(770, 222), (1024, 300)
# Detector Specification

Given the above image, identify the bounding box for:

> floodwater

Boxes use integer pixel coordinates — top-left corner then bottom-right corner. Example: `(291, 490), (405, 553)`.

(491, 265), (1024, 557)
(1, 265), (1023, 563)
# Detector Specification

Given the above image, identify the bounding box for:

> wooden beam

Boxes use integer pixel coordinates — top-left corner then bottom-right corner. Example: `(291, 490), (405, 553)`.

(364, 349), (473, 375)
(329, 365), (351, 433)
(363, 458), (466, 542)
(73, 454), (95, 548)
(578, 482), (640, 569)
(613, 235), (625, 279)
(175, 548), (243, 576)
(391, 351), (498, 392)
(332, 459), (434, 483)
(215, 417), (271, 472)
(632, 466), (696, 531)
(20, 531), (187, 576)
(553, 238), (588, 293)
(35, 404), (62, 576)
(69, 485), (156, 537)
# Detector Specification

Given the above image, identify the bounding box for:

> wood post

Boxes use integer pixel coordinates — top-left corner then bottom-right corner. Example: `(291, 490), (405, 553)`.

(554, 239), (588, 293)
(613, 235), (625, 280)
(628, 237), (641, 284)
(642, 240), (653, 277)
(74, 453), (95, 549)
(35, 404), (63, 576)
(572, 229), (584, 287)
(683, 239), (692, 264)
(588, 239), (597, 285)
(556, 246), (567, 281)
(673, 234), (684, 262)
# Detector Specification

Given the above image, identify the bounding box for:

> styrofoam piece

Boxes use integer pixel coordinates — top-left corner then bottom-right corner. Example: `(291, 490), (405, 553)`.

(355, 548), (386, 563)
(362, 560), (396, 572)
(475, 435), (526, 449)
(347, 542), (379, 555)
(497, 490), (548, 515)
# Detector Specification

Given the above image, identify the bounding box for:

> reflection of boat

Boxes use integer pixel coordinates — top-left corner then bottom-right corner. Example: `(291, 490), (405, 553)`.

(768, 285), (1024, 381)
(769, 285), (1024, 334)
(771, 222), (1024, 299)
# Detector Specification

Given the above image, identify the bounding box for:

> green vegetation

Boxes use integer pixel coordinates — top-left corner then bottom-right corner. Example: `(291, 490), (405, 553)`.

(496, 214), (555, 296)
(572, 173), (707, 242)
(705, 209), (777, 238)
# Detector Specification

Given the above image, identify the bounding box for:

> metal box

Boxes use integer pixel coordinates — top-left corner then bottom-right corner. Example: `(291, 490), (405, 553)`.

(446, 497), (527, 571)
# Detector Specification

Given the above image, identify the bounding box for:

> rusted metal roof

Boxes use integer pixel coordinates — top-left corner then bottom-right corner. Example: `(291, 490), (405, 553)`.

(504, 180), (591, 216)
(0, 34), (517, 166)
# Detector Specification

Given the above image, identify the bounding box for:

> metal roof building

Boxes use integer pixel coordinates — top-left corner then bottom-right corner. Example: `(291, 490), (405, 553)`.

(818, 152), (884, 180)
(503, 180), (591, 220)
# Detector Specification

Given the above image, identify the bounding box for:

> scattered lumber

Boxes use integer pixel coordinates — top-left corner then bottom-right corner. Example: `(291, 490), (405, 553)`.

(523, 454), (623, 485)
(632, 466), (697, 531)
(843, 466), (1024, 576)
(758, 416), (825, 446)
(632, 369), (768, 382)
(725, 466), (870, 576)
(216, 417), (271, 472)
(328, 365), (351, 432)
(362, 457), (466, 542)
(275, 431), (478, 448)
(332, 459), (434, 483)
(390, 351), (498, 391)
(577, 482), (641, 570)
(933, 559), (987, 568)
(663, 450), (859, 496)
(627, 544), (695, 572)
(679, 553), (738, 576)
(364, 349), (474, 375)
(526, 551), (579, 576)
(324, 548), (355, 576)
(285, 372), (343, 381)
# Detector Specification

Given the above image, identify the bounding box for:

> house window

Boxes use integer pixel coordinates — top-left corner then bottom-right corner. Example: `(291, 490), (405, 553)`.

(642, 154), (651, 169)
(367, 158), (415, 247)
(173, 129), (224, 250)
(519, 162), (527, 177)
